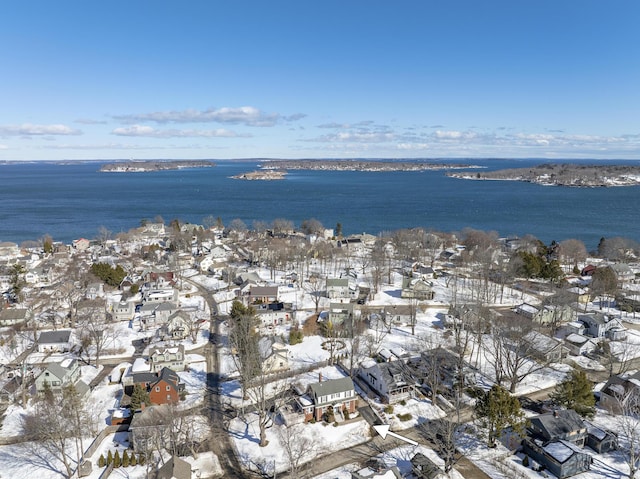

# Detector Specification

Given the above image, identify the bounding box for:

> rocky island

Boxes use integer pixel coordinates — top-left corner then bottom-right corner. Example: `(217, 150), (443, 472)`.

(447, 163), (640, 187)
(99, 160), (215, 172)
(231, 169), (287, 180)
(259, 159), (481, 172)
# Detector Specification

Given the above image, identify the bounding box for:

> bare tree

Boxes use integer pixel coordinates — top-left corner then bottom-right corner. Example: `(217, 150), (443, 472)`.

(271, 218), (294, 236)
(277, 422), (317, 477)
(483, 317), (548, 393)
(617, 390), (640, 478)
(21, 384), (95, 478)
(302, 275), (325, 313)
(300, 218), (324, 236)
(77, 305), (116, 365)
(558, 238), (587, 272)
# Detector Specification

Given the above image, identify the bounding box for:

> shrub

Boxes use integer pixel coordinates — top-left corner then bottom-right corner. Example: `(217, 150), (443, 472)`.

(114, 451), (121, 468)
(522, 455), (530, 467)
(333, 422), (338, 427)
(400, 399), (407, 406)
(384, 405), (394, 414)
(397, 413), (412, 421)
(130, 453), (137, 466)
(122, 450), (129, 467)
(98, 455), (106, 468)
(107, 450), (113, 465)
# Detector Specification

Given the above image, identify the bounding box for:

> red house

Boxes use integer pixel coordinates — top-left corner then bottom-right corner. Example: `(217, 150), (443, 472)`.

(149, 367), (183, 405)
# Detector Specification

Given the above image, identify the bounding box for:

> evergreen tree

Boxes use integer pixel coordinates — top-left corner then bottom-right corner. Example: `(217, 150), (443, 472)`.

(114, 450), (121, 468)
(130, 452), (137, 466)
(550, 369), (596, 418)
(107, 450), (113, 465)
(122, 450), (129, 467)
(138, 453), (145, 465)
(475, 384), (526, 448)
(98, 454), (106, 468)
(130, 384), (150, 410)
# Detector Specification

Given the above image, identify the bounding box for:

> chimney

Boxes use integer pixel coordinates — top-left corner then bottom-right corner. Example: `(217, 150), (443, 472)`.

(319, 372), (323, 383)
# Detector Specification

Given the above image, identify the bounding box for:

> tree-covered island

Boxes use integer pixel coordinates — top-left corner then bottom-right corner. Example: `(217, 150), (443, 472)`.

(447, 163), (640, 187)
(99, 160), (215, 172)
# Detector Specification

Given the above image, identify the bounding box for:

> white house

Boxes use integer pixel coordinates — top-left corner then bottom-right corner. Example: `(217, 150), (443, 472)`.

(38, 330), (72, 353)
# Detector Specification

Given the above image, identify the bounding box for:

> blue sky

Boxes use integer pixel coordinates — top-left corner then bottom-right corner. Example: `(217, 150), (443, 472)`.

(1, 1), (639, 160)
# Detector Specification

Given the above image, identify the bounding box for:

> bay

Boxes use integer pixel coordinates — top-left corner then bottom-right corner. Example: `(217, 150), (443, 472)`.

(0, 158), (639, 250)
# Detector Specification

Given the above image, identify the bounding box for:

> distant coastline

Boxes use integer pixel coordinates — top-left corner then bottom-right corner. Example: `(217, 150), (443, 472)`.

(99, 160), (215, 172)
(259, 159), (482, 172)
(447, 164), (640, 187)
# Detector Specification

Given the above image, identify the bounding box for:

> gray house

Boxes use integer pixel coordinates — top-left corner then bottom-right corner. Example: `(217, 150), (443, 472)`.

(528, 409), (588, 447)
(34, 359), (88, 396)
(522, 439), (591, 479)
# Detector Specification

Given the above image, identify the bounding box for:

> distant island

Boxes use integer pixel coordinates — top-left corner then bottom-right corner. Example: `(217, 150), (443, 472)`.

(231, 169), (287, 180)
(447, 163), (640, 187)
(259, 159), (481, 172)
(99, 160), (215, 172)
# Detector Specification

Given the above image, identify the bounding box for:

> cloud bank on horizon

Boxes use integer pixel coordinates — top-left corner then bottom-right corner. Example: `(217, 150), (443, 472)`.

(0, 1), (639, 160)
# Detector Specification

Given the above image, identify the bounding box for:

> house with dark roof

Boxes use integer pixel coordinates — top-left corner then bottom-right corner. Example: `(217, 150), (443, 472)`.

(599, 371), (640, 413)
(584, 420), (617, 453)
(358, 360), (415, 404)
(149, 367), (183, 405)
(528, 409), (588, 447)
(37, 330), (72, 353)
(300, 376), (357, 422)
(522, 439), (592, 479)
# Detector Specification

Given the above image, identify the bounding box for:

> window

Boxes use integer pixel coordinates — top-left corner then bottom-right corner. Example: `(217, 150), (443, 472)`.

(155, 386), (160, 392)
(166, 385), (171, 391)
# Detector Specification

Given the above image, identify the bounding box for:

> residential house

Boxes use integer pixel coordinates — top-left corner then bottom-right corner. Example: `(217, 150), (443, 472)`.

(160, 311), (191, 340)
(326, 278), (352, 300)
(522, 330), (567, 363)
(149, 344), (188, 373)
(0, 307), (30, 326)
(143, 287), (178, 303)
(0, 241), (20, 259)
(124, 371), (157, 396)
(528, 409), (588, 447)
(261, 340), (289, 374)
(148, 367), (183, 405)
(599, 371), (640, 413)
(305, 376), (357, 422)
(85, 283), (104, 300)
(358, 360), (414, 404)
(563, 334), (598, 356)
(72, 238), (91, 251)
(535, 305), (575, 326)
(129, 405), (172, 452)
(578, 313), (624, 339)
(154, 302), (179, 322)
(37, 329), (72, 353)
(327, 302), (355, 327)
(0, 376), (22, 405)
(411, 453), (446, 479)
(514, 303), (540, 320)
(34, 359), (86, 395)
(401, 277), (435, 300)
(611, 263), (635, 282)
(157, 455), (191, 479)
(248, 285), (279, 304)
(383, 304), (416, 327)
(568, 287), (590, 305)
(111, 301), (135, 322)
(584, 421), (617, 453)
(521, 439), (591, 479)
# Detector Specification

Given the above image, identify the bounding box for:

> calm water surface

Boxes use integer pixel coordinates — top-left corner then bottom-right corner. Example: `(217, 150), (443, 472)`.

(1, 159), (639, 250)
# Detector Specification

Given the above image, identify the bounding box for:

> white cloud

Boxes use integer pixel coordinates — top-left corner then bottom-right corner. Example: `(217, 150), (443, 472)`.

(0, 144), (8, 150)
(0, 123), (82, 136)
(111, 125), (248, 138)
(434, 130), (477, 140)
(113, 106), (304, 127)
(397, 143), (429, 150)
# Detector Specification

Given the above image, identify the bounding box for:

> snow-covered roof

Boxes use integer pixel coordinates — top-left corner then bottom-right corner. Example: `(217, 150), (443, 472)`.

(543, 440), (585, 463)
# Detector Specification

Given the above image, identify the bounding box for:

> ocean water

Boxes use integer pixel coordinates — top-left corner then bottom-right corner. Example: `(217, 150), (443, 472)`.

(1, 158), (639, 250)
